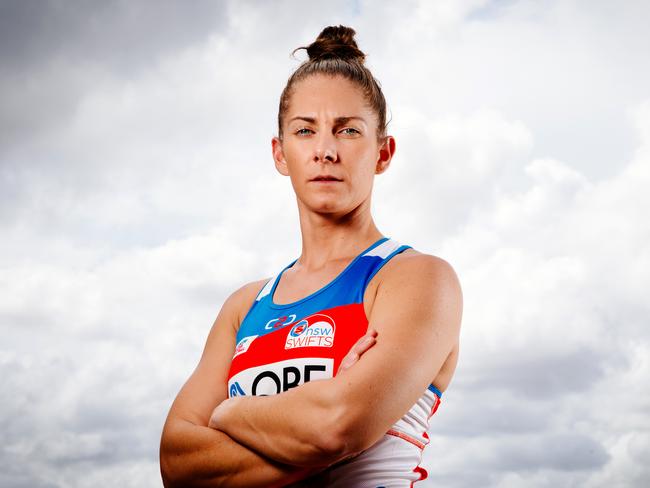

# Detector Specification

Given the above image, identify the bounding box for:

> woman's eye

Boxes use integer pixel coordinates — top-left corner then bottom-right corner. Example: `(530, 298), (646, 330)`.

(340, 127), (360, 135)
(295, 128), (313, 135)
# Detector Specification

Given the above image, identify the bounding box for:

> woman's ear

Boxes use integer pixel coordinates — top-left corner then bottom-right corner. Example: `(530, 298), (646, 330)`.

(375, 135), (395, 175)
(272, 136), (290, 176)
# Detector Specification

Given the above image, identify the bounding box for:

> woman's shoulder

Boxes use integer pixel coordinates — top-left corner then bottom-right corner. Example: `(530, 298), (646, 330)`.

(373, 247), (463, 330)
(391, 247), (457, 269)
(381, 247), (460, 289)
(226, 277), (273, 327)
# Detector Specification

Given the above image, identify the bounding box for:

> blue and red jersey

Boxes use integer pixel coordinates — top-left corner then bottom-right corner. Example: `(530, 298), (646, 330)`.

(227, 236), (415, 394)
(226, 236), (441, 487)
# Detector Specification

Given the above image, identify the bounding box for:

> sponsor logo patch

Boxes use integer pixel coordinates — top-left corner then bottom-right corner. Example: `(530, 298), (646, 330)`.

(227, 358), (333, 396)
(265, 314), (297, 330)
(229, 381), (246, 397)
(233, 335), (258, 358)
(285, 313), (336, 350)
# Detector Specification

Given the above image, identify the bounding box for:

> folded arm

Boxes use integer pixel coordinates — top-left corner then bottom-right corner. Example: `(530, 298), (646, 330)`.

(159, 281), (327, 487)
(161, 413), (321, 487)
(209, 254), (463, 466)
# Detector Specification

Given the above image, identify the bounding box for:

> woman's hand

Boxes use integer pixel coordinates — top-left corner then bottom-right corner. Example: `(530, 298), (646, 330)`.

(336, 328), (378, 375)
(209, 396), (237, 430)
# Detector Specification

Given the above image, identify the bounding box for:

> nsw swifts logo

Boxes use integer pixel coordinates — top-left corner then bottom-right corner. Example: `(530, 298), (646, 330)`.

(285, 313), (336, 349)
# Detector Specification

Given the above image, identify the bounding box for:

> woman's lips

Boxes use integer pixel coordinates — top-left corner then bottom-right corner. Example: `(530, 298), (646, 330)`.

(310, 176), (343, 183)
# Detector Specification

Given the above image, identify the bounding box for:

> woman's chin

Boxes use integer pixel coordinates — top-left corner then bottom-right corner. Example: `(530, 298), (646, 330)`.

(300, 195), (342, 210)
(297, 194), (368, 217)
(306, 202), (347, 216)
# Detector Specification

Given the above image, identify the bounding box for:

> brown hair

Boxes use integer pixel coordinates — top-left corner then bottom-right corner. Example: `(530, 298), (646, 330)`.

(277, 25), (389, 143)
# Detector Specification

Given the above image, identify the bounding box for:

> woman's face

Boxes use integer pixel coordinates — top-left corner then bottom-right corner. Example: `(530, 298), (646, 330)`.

(272, 74), (394, 217)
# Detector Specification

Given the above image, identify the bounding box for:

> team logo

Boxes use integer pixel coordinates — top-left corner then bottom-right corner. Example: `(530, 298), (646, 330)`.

(289, 322), (307, 336)
(265, 314), (297, 330)
(285, 313), (336, 350)
(233, 335), (258, 358)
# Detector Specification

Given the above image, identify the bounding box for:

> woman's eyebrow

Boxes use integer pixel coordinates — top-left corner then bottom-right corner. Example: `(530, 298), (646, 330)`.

(288, 116), (367, 125)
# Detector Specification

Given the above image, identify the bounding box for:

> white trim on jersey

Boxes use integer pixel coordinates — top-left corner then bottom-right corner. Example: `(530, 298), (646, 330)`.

(363, 238), (403, 259)
(256, 272), (280, 301)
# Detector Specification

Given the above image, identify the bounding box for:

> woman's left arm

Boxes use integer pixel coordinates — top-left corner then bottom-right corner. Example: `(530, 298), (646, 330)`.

(209, 254), (463, 467)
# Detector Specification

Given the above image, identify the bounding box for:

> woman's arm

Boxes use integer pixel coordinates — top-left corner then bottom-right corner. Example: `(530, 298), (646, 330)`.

(159, 281), (327, 487)
(209, 254), (463, 467)
(161, 415), (320, 488)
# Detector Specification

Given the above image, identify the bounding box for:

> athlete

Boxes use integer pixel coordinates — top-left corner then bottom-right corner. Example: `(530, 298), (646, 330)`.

(160, 25), (462, 487)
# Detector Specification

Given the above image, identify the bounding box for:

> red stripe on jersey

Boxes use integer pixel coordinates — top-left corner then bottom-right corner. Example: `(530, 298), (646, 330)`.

(228, 302), (368, 381)
(386, 429), (427, 450)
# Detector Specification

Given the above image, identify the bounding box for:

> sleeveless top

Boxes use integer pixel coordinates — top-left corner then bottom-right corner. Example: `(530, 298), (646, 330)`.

(226, 236), (442, 487)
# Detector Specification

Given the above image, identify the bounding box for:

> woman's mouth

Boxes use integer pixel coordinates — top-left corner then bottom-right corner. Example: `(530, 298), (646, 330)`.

(311, 176), (343, 183)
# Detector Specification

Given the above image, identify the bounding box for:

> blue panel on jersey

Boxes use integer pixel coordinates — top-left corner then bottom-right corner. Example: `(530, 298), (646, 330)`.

(236, 237), (412, 342)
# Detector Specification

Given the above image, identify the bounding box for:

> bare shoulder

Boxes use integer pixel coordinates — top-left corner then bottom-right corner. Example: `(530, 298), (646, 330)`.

(371, 249), (463, 330)
(197, 276), (272, 366)
(379, 248), (461, 290)
(224, 277), (273, 331)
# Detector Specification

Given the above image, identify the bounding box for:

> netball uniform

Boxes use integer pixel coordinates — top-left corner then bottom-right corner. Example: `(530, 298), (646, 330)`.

(226, 237), (442, 487)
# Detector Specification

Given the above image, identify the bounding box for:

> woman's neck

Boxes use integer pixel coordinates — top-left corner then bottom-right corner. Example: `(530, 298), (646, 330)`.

(294, 209), (383, 272)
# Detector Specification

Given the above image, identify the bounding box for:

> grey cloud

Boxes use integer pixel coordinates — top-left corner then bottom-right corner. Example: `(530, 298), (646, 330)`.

(430, 433), (609, 487)
(424, 432), (610, 488)
(435, 345), (615, 439)
(460, 347), (608, 400)
(0, 0), (230, 152)
(0, 0), (230, 75)
(496, 433), (609, 472)
(0, 468), (59, 488)
(1, 346), (169, 485)
(436, 393), (553, 437)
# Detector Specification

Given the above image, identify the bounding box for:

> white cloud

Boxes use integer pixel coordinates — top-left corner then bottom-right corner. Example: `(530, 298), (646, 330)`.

(415, 98), (650, 486)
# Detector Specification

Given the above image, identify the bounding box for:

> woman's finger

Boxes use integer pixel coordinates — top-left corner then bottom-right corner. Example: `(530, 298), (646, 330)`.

(351, 328), (377, 355)
(337, 329), (378, 375)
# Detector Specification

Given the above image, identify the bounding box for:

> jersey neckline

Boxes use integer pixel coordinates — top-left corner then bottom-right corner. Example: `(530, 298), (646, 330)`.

(268, 236), (390, 309)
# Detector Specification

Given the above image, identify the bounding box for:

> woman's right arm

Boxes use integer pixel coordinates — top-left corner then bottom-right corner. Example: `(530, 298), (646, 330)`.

(159, 280), (323, 487)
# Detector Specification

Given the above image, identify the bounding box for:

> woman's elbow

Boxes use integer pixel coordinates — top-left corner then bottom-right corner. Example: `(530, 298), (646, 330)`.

(159, 437), (193, 488)
(159, 442), (182, 488)
(160, 448), (226, 488)
(312, 401), (365, 464)
(312, 428), (347, 462)
(159, 427), (226, 488)
(159, 449), (177, 488)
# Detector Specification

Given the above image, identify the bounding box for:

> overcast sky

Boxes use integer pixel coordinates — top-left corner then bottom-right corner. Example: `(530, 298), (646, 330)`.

(1, 0), (649, 487)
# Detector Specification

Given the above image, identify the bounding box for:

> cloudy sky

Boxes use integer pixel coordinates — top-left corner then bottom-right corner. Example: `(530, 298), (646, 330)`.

(1, 0), (649, 486)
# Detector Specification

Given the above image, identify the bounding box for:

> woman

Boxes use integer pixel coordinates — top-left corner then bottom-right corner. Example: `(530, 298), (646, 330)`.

(160, 25), (462, 487)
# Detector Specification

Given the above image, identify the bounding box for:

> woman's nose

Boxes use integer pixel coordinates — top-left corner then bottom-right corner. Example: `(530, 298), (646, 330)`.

(313, 133), (337, 163)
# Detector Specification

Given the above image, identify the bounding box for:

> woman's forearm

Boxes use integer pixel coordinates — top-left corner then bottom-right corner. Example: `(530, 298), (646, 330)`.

(209, 378), (356, 468)
(160, 416), (326, 487)
(208, 332), (378, 468)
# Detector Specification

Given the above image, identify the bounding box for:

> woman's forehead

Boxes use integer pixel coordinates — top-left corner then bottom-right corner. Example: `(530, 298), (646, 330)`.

(287, 76), (374, 122)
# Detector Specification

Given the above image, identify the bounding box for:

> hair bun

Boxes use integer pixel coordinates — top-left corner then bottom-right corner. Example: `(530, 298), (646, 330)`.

(294, 25), (366, 64)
